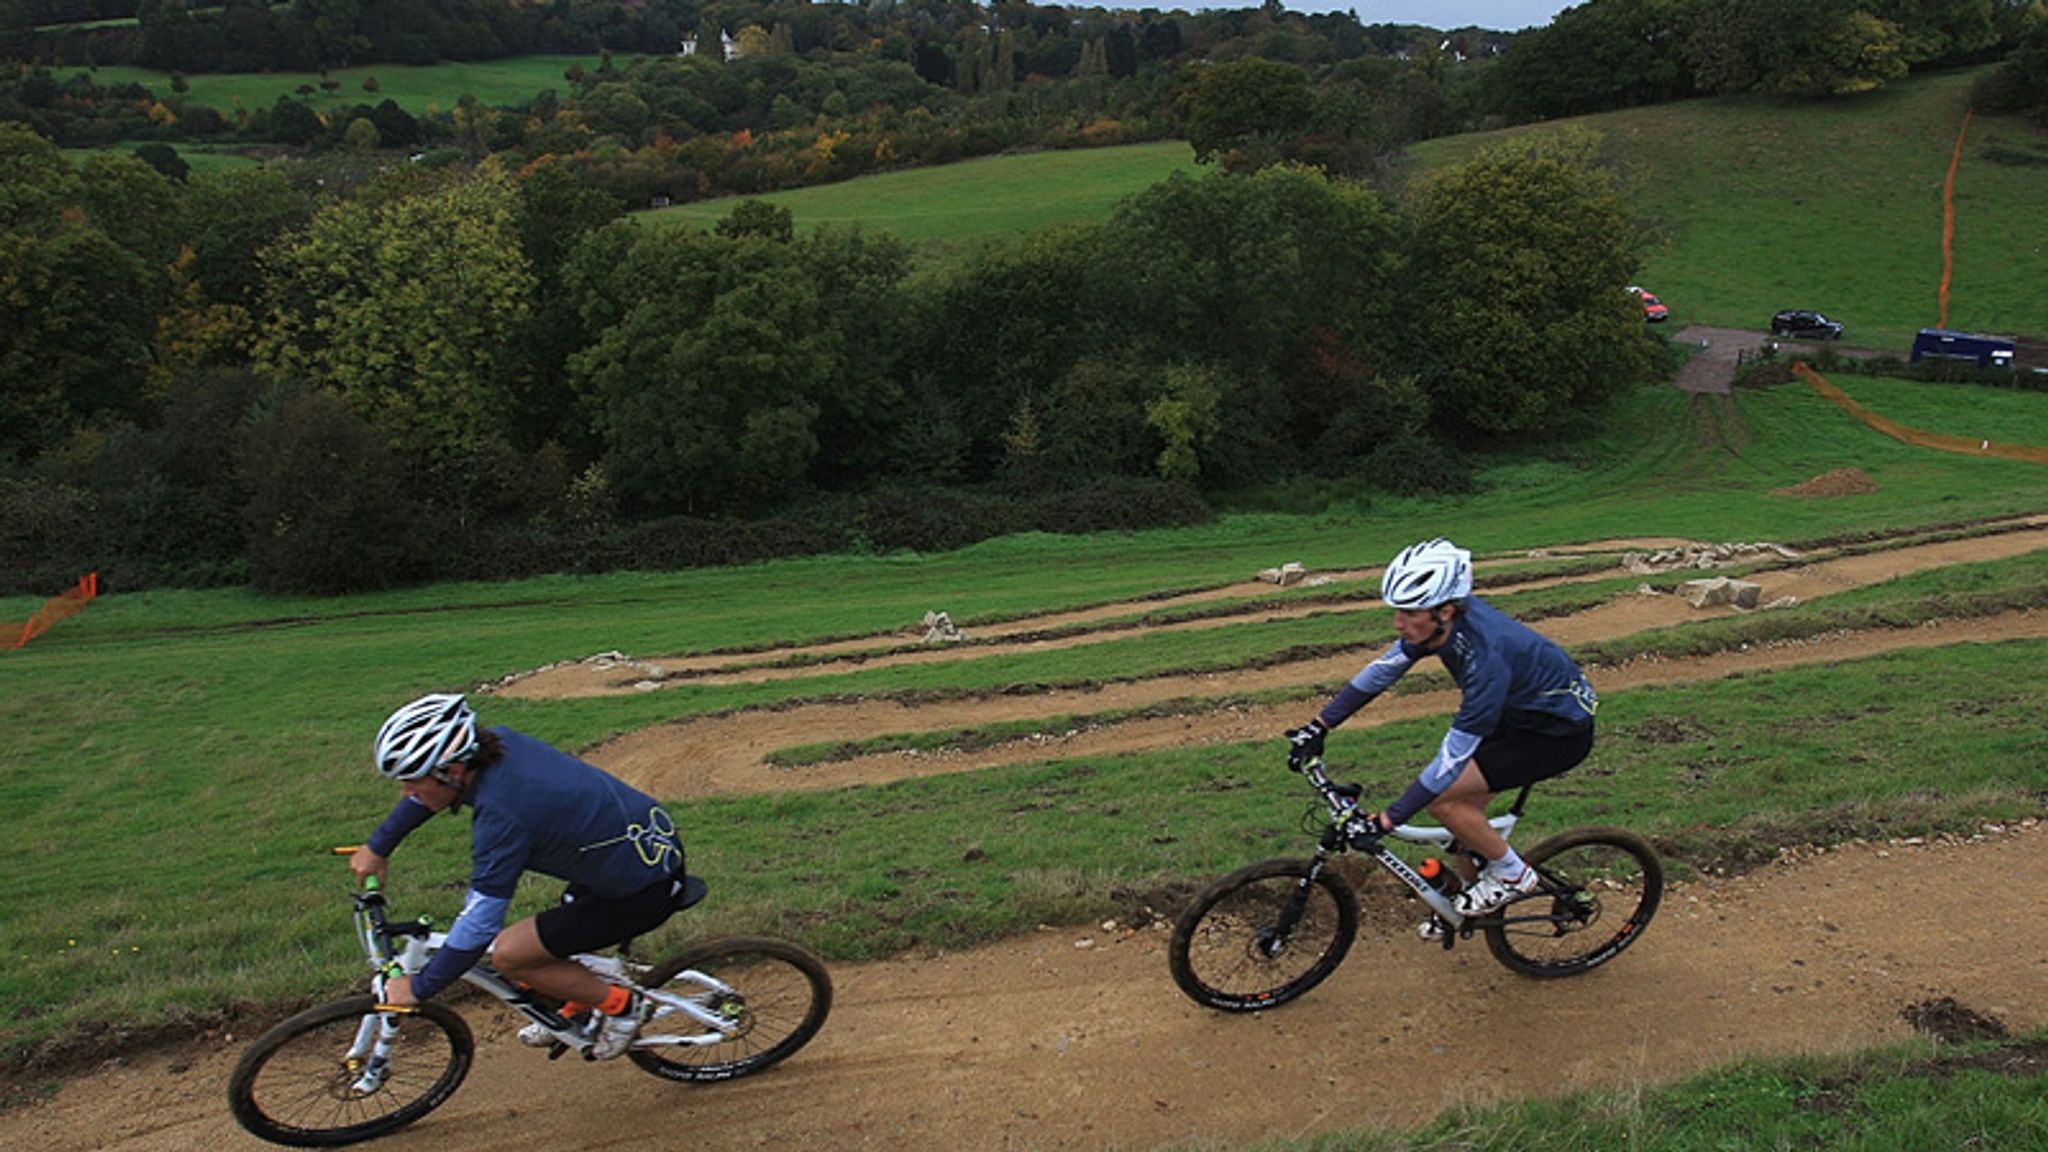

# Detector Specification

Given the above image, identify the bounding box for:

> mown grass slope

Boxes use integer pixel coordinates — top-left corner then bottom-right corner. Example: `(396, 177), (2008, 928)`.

(1402, 68), (2048, 351)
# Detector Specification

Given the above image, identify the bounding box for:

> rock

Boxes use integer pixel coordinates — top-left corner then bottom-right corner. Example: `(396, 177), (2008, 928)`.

(1679, 577), (1763, 609)
(1257, 561), (1307, 586)
(922, 610), (962, 643)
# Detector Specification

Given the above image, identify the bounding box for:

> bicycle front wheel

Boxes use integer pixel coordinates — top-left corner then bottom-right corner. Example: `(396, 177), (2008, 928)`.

(1168, 858), (1359, 1012)
(1484, 826), (1663, 979)
(227, 995), (473, 1148)
(628, 936), (833, 1083)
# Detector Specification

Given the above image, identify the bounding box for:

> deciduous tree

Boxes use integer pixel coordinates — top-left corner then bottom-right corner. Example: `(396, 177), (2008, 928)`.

(256, 166), (537, 484)
(1404, 132), (1651, 438)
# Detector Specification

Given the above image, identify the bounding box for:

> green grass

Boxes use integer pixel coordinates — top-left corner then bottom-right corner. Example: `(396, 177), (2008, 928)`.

(643, 140), (1200, 252)
(9, 375), (2048, 1070)
(9, 65), (2048, 1147)
(58, 55), (600, 118)
(1277, 1035), (2048, 1151)
(60, 141), (262, 174)
(1816, 372), (2048, 444)
(1403, 68), (2048, 353)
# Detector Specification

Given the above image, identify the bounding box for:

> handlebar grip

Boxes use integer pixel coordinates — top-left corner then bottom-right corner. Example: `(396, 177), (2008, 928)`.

(331, 845), (384, 893)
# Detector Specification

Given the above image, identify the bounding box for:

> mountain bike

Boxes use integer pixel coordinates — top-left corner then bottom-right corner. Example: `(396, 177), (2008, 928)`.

(227, 850), (833, 1147)
(1169, 756), (1661, 1011)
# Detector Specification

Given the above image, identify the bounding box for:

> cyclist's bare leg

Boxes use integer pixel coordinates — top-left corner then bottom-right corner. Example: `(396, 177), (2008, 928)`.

(492, 917), (612, 1005)
(1424, 760), (1508, 868)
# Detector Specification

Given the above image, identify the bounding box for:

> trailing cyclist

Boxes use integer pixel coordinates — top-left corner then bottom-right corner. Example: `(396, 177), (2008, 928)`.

(350, 692), (687, 1059)
(1284, 538), (1598, 933)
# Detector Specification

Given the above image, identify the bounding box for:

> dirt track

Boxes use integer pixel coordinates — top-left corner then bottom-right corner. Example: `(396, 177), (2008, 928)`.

(8, 520), (2048, 1150)
(9, 825), (2043, 1151)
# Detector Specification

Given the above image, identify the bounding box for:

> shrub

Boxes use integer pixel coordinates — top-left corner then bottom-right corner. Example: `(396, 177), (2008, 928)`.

(1028, 476), (1213, 534)
(843, 487), (1025, 554)
(0, 474), (99, 597)
(238, 388), (429, 594)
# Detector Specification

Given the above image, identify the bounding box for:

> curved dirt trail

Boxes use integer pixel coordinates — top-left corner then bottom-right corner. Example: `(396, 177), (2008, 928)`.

(488, 537), (1713, 698)
(11, 524), (2048, 1151)
(582, 523), (2048, 801)
(8, 825), (2043, 1152)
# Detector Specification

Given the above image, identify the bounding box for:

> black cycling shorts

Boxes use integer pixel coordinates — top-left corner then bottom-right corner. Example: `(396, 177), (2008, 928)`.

(1474, 725), (1594, 792)
(534, 873), (686, 959)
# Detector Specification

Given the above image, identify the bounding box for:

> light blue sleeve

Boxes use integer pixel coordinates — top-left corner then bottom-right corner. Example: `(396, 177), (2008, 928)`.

(1383, 726), (1485, 827)
(1420, 726), (1484, 792)
(407, 888), (512, 1000)
(444, 888), (512, 953)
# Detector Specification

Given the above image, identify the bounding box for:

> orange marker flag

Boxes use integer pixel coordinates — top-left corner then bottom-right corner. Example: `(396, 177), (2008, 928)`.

(5, 572), (98, 650)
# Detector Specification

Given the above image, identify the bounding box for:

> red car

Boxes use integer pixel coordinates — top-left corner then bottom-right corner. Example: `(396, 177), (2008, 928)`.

(1628, 286), (1669, 322)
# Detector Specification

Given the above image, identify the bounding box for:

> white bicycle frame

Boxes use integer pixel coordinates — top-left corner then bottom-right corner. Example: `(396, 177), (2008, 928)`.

(346, 887), (749, 1067)
(1299, 758), (1521, 934)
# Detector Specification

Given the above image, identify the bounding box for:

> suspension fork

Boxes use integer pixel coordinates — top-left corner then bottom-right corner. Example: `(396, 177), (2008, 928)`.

(1267, 832), (1346, 949)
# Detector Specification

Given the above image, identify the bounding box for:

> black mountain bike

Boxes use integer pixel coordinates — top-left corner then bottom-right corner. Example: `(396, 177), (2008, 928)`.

(1169, 756), (1662, 1011)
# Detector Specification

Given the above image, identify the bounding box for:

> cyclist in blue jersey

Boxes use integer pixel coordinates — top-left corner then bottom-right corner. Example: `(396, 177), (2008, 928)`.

(349, 693), (686, 1059)
(1284, 539), (1598, 933)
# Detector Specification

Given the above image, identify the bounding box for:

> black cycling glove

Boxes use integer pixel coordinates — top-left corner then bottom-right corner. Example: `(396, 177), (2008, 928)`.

(1284, 718), (1328, 766)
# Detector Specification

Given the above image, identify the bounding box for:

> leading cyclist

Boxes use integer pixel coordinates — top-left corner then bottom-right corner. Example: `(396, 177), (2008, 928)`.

(1284, 538), (1598, 932)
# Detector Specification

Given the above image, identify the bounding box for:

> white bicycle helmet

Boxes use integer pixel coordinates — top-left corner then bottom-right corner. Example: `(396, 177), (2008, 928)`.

(1380, 538), (1473, 610)
(373, 693), (479, 781)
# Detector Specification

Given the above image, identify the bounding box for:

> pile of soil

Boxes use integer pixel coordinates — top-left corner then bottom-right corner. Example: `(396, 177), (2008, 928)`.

(1775, 467), (1879, 497)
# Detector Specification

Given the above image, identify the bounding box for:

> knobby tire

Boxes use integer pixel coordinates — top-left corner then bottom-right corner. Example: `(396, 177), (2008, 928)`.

(1482, 825), (1663, 978)
(1168, 858), (1359, 1012)
(227, 995), (473, 1147)
(627, 935), (833, 1083)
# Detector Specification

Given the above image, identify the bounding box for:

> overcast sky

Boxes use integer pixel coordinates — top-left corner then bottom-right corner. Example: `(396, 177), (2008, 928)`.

(1153, 2), (1575, 32)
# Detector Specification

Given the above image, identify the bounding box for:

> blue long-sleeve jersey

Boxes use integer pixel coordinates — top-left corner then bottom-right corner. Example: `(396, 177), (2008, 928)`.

(369, 727), (682, 998)
(1318, 597), (1596, 824)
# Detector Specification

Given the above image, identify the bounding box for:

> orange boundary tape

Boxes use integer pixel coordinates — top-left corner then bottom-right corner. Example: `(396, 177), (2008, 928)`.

(1938, 107), (1972, 330)
(1792, 362), (2048, 464)
(4, 571), (99, 650)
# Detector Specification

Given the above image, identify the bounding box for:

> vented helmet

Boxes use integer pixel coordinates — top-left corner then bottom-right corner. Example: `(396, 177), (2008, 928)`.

(373, 693), (479, 782)
(1380, 538), (1473, 610)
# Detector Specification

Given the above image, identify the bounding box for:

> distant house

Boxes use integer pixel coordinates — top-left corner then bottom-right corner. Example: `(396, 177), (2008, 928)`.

(679, 30), (739, 61)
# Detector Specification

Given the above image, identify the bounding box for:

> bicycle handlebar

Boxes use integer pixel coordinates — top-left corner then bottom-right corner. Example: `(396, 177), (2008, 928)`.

(1291, 756), (1384, 848)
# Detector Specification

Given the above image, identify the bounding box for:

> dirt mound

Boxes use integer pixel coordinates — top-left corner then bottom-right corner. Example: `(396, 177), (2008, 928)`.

(1775, 467), (1879, 497)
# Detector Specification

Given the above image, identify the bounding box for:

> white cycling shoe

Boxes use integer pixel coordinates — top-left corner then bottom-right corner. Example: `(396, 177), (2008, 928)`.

(518, 1013), (591, 1048)
(587, 992), (653, 1061)
(1453, 866), (1539, 918)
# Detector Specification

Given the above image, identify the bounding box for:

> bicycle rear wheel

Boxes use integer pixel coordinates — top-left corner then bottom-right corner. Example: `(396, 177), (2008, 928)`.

(1483, 826), (1663, 978)
(227, 995), (473, 1147)
(1168, 858), (1359, 1011)
(627, 936), (832, 1083)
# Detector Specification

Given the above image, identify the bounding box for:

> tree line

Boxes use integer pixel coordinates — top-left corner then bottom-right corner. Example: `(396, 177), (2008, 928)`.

(4, 1), (1507, 207)
(0, 120), (1657, 595)
(8, 1), (2039, 213)
(5, 0), (2042, 595)
(1485, 0), (2039, 120)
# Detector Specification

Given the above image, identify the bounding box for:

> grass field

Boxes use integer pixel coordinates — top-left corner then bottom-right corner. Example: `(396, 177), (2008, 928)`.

(12, 60), (2048, 1147)
(60, 140), (263, 173)
(48, 61), (2048, 353)
(645, 140), (1199, 250)
(59, 55), (599, 118)
(1402, 68), (2048, 353)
